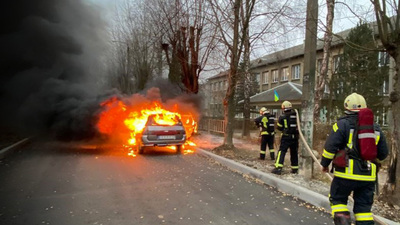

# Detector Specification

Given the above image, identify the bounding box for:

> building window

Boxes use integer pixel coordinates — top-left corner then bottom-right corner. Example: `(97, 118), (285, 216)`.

(254, 73), (260, 83)
(336, 81), (343, 95)
(382, 107), (388, 126)
(272, 70), (278, 83)
(383, 79), (389, 95)
(281, 67), (289, 81)
(333, 54), (342, 73)
(262, 71), (269, 84)
(378, 51), (390, 67)
(324, 83), (330, 94)
(291, 64), (301, 80)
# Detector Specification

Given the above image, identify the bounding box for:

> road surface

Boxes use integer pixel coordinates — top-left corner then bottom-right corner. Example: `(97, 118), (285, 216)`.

(0, 140), (333, 225)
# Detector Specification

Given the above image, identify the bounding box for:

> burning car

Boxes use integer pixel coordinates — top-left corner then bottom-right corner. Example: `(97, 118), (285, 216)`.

(96, 88), (198, 156)
(134, 113), (186, 154)
(181, 114), (198, 138)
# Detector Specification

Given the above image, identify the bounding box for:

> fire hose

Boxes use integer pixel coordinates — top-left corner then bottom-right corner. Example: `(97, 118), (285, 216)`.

(294, 109), (387, 225)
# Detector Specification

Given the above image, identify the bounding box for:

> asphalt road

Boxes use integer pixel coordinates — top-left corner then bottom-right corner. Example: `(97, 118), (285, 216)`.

(0, 141), (333, 225)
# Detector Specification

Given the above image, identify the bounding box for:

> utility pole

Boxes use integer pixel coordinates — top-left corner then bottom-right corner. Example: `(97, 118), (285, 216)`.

(301, 0), (318, 180)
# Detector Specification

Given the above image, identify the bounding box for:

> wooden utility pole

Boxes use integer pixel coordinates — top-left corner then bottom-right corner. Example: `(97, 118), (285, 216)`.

(301, 0), (318, 180)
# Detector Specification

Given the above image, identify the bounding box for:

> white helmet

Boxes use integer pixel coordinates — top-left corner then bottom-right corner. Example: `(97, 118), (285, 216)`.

(259, 107), (269, 114)
(344, 93), (367, 111)
(281, 101), (292, 110)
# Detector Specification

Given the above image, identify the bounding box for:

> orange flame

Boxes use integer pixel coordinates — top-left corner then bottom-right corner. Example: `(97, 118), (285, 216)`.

(96, 92), (197, 156)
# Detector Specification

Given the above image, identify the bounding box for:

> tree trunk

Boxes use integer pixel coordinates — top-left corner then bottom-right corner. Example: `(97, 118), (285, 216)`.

(242, 9), (251, 138)
(372, 0), (400, 205)
(314, 0), (334, 122)
(223, 0), (241, 147)
(381, 54), (400, 205)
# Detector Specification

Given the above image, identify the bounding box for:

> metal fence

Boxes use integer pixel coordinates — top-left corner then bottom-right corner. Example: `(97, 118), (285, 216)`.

(198, 118), (226, 134)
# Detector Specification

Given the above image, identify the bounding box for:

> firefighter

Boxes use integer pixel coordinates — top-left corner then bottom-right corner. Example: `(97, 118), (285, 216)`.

(320, 93), (388, 225)
(271, 101), (299, 175)
(254, 107), (275, 160)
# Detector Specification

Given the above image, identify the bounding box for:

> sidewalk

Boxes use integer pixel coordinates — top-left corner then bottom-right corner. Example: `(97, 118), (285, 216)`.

(191, 131), (399, 225)
(196, 148), (398, 225)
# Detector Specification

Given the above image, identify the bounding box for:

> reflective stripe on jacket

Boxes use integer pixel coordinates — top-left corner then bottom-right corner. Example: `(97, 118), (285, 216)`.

(320, 111), (389, 182)
(277, 109), (298, 138)
(254, 113), (275, 135)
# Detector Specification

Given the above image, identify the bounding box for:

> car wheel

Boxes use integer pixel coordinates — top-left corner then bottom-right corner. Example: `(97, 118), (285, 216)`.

(176, 145), (182, 154)
(136, 143), (144, 154)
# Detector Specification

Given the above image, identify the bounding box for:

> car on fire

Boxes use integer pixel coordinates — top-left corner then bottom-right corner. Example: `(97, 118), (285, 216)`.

(135, 114), (186, 154)
(180, 114), (197, 138)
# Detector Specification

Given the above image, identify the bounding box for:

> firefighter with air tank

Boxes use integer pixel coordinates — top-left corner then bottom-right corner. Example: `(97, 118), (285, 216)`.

(254, 107), (275, 160)
(271, 100), (300, 175)
(321, 93), (389, 225)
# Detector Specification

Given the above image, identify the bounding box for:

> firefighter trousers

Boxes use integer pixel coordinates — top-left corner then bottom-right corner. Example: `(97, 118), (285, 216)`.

(260, 134), (274, 159)
(330, 177), (375, 225)
(275, 137), (298, 169)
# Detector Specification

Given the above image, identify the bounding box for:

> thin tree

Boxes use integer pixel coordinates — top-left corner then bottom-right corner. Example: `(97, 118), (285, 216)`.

(241, 0), (301, 137)
(314, 0), (335, 122)
(241, 0), (252, 137)
(371, 0), (400, 205)
(207, 0), (256, 148)
(109, 0), (160, 93)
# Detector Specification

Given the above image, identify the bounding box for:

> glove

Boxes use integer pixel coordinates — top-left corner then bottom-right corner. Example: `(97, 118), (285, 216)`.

(322, 166), (329, 173)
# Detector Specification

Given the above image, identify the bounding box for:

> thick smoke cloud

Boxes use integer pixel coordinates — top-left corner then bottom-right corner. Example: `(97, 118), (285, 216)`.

(0, 1), (203, 141)
(0, 0), (111, 140)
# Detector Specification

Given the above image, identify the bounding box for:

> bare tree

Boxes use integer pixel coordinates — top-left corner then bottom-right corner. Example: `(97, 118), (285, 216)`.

(207, 0), (256, 147)
(241, 12), (252, 137)
(209, 0), (302, 144)
(108, 0), (161, 94)
(241, 0), (301, 137)
(149, 0), (217, 94)
(370, 0), (400, 205)
(314, 0), (335, 122)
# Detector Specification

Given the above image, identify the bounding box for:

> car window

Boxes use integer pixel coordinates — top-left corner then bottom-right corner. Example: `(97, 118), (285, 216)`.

(146, 114), (182, 126)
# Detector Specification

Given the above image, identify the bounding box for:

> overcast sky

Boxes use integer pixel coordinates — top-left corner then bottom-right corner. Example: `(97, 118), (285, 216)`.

(87, 0), (376, 44)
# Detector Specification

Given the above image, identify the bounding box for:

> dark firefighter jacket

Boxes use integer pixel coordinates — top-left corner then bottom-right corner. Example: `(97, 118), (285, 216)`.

(277, 109), (299, 139)
(254, 113), (275, 135)
(321, 111), (389, 182)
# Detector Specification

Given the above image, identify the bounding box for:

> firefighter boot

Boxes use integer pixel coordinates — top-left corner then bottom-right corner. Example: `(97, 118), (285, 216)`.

(270, 152), (275, 161)
(259, 152), (265, 160)
(271, 167), (282, 175)
(291, 169), (298, 174)
(333, 212), (351, 225)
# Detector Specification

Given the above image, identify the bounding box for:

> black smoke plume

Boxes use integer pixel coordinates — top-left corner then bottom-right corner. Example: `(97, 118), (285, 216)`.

(0, 1), (203, 141)
(0, 0), (112, 140)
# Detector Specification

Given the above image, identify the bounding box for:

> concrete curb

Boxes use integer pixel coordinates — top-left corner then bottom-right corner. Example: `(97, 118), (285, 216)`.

(196, 148), (398, 225)
(0, 138), (30, 159)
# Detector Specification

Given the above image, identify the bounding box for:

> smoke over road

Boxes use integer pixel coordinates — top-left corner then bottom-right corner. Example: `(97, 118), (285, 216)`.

(0, 0), (110, 140)
(0, 1), (203, 141)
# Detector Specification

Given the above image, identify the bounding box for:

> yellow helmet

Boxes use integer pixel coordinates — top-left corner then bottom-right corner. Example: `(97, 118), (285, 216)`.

(281, 101), (292, 110)
(259, 107), (269, 114)
(344, 93), (367, 111)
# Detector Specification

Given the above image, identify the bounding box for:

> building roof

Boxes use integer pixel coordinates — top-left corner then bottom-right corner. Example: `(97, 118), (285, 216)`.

(207, 70), (229, 81)
(248, 82), (303, 104)
(250, 29), (351, 69)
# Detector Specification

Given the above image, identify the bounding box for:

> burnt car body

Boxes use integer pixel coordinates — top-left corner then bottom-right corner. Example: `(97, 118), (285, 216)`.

(135, 114), (186, 154)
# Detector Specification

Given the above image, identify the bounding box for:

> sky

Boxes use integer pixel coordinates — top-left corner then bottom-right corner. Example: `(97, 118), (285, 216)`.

(85, 0), (379, 78)
(87, 0), (377, 52)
